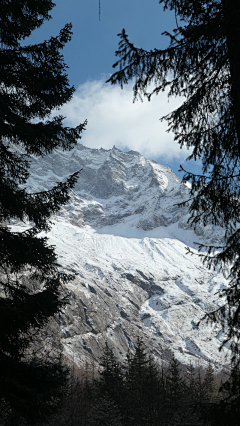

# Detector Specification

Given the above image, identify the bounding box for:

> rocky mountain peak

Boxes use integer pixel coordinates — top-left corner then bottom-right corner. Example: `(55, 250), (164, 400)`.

(20, 145), (230, 370)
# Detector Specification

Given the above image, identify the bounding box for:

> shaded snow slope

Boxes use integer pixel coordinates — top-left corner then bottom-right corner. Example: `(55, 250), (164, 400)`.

(23, 145), (229, 369)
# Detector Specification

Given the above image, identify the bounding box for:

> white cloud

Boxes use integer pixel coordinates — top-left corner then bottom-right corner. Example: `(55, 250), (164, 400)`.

(57, 79), (189, 161)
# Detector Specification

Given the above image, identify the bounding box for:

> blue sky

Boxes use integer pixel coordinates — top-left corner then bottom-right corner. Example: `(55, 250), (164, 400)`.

(29, 0), (202, 178)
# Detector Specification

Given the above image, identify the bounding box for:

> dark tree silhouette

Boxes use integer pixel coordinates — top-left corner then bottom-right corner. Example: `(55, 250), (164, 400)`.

(106, 0), (240, 362)
(0, 1), (86, 423)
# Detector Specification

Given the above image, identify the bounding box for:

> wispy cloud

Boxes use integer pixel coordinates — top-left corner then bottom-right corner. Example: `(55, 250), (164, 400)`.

(58, 78), (189, 161)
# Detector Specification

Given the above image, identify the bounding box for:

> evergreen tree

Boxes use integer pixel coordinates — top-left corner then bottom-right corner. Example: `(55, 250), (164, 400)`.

(124, 337), (162, 426)
(165, 356), (187, 424)
(186, 362), (197, 398)
(86, 394), (123, 426)
(106, 0), (240, 360)
(126, 337), (148, 380)
(48, 346), (222, 426)
(206, 363), (240, 426)
(97, 341), (124, 420)
(123, 338), (146, 425)
(185, 363), (208, 426)
(144, 354), (166, 426)
(195, 367), (206, 407)
(99, 341), (123, 403)
(100, 342), (122, 383)
(203, 361), (218, 403)
(167, 355), (184, 405)
(0, 1), (86, 423)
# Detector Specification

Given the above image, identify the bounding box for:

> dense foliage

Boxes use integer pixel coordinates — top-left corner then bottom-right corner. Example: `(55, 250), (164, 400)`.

(106, 0), (240, 360)
(0, 0), (86, 423)
(48, 340), (239, 426)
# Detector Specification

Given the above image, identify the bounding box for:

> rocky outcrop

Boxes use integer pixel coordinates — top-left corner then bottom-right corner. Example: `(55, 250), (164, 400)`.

(21, 145), (230, 370)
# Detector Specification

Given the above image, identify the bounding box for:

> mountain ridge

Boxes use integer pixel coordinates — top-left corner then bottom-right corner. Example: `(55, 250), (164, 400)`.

(15, 144), (230, 370)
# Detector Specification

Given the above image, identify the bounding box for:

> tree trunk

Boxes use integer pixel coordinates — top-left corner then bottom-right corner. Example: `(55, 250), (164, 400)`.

(222, 0), (240, 155)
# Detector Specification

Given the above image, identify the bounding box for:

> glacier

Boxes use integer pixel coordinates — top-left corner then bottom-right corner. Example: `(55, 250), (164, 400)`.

(19, 144), (230, 370)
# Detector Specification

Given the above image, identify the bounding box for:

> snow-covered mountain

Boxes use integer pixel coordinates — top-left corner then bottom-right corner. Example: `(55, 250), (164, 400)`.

(23, 144), (230, 369)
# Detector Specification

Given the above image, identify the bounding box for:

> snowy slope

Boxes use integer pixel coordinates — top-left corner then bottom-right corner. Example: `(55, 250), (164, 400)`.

(23, 145), (230, 369)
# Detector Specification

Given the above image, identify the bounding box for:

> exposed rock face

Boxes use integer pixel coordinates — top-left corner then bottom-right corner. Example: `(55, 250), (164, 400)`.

(22, 145), (229, 369)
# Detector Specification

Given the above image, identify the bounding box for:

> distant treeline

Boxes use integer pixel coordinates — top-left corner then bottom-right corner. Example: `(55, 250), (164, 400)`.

(48, 338), (240, 426)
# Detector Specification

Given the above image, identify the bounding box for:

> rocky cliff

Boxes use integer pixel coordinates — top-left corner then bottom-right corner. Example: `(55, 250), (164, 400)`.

(19, 144), (230, 369)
